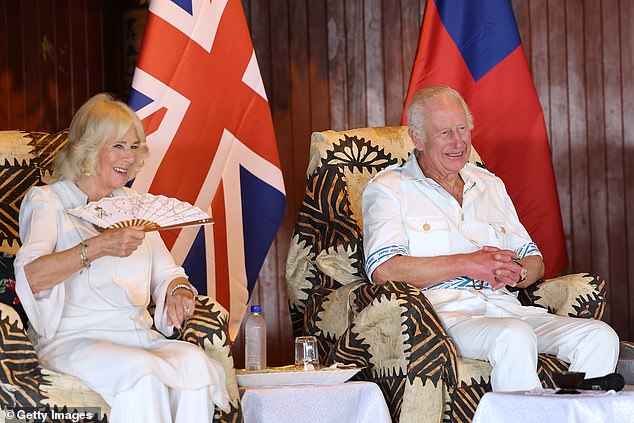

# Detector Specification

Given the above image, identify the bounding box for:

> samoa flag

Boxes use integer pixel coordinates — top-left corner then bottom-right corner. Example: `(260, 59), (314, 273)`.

(128, 0), (286, 338)
(403, 0), (568, 277)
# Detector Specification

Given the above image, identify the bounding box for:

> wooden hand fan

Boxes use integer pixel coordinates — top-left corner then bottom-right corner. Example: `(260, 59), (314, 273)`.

(68, 193), (213, 231)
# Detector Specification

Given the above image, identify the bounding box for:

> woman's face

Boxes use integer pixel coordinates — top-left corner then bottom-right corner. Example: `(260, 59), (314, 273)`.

(92, 125), (139, 194)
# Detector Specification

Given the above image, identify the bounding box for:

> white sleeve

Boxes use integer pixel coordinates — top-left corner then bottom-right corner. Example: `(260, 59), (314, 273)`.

(362, 176), (409, 282)
(147, 232), (192, 336)
(14, 187), (65, 339)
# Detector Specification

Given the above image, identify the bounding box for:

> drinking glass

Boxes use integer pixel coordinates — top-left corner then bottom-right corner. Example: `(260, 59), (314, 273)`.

(294, 336), (319, 370)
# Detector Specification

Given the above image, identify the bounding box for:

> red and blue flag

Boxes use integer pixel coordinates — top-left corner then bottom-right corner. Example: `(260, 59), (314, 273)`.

(404, 0), (567, 277)
(128, 0), (285, 338)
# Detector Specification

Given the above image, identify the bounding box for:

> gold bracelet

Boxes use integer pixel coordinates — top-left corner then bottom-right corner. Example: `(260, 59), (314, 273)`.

(79, 242), (90, 270)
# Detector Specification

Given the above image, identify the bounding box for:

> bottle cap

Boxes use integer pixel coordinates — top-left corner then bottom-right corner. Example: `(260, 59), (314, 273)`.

(251, 305), (261, 313)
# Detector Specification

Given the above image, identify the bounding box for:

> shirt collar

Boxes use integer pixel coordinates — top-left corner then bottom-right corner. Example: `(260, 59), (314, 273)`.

(401, 149), (482, 194)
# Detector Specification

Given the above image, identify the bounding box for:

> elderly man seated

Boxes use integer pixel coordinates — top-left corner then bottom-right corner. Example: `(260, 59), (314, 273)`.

(362, 85), (619, 391)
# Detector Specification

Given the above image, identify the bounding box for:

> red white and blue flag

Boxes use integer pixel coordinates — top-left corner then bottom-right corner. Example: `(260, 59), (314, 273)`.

(128, 0), (286, 338)
(403, 0), (567, 278)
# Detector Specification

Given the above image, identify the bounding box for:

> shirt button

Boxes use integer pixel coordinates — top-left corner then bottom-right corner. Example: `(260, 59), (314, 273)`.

(423, 223), (431, 232)
(502, 227), (506, 234)
(460, 213), (464, 222)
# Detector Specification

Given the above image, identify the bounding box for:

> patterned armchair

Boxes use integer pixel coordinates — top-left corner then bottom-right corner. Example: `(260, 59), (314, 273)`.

(286, 126), (608, 423)
(0, 130), (242, 422)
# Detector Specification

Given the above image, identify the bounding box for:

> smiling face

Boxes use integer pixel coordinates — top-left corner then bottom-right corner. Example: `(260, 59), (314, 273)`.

(411, 94), (472, 181)
(78, 125), (139, 201)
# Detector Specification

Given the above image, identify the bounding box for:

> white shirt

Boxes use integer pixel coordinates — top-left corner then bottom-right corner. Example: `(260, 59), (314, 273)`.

(14, 179), (229, 408)
(362, 151), (551, 328)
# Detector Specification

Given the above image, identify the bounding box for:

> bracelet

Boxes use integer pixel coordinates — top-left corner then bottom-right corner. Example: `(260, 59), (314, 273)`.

(79, 242), (90, 271)
(170, 283), (195, 297)
(517, 262), (528, 284)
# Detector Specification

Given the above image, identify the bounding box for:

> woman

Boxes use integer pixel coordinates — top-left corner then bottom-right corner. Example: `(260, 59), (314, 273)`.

(14, 93), (229, 422)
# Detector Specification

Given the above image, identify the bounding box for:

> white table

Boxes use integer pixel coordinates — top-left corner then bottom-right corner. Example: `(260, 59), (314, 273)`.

(240, 381), (391, 423)
(472, 386), (634, 423)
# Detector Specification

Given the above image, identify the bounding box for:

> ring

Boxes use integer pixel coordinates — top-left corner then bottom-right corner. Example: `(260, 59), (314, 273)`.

(184, 306), (192, 314)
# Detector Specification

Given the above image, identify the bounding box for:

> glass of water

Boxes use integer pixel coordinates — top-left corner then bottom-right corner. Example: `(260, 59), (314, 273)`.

(294, 336), (319, 370)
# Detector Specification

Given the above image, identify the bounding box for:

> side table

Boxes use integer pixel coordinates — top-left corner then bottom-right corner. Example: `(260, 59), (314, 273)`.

(472, 386), (634, 423)
(617, 341), (634, 384)
(240, 381), (391, 423)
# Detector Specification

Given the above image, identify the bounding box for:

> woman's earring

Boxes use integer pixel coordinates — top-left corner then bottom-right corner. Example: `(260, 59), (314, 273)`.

(83, 167), (94, 176)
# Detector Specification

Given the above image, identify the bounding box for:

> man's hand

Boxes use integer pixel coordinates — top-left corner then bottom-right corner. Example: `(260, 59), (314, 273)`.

(468, 246), (525, 290)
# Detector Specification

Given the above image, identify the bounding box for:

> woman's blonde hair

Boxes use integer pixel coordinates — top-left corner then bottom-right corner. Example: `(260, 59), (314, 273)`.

(54, 93), (149, 182)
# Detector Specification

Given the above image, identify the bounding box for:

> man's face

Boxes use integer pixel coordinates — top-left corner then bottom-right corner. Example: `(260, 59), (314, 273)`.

(412, 95), (472, 178)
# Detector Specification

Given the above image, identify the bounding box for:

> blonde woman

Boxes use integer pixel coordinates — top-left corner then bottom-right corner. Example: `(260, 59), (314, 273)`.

(14, 93), (229, 422)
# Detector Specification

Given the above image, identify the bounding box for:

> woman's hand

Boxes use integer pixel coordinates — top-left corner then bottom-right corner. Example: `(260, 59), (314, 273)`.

(94, 226), (146, 257)
(23, 226), (146, 293)
(165, 282), (195, 329)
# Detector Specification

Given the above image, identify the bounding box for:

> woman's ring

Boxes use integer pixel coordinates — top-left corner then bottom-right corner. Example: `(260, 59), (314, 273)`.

(184, 306), (192, 314)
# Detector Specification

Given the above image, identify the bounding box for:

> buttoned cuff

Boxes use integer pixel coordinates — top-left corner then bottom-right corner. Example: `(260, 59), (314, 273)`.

(515, 242), (541, 258)
(365, 244), (409, 283)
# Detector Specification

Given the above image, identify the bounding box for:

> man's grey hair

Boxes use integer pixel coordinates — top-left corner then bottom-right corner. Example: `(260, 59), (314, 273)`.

(406, 85), (474, 140)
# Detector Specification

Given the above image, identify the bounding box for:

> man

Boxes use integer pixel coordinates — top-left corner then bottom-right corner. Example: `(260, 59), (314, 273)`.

(362, 85), (619, 391)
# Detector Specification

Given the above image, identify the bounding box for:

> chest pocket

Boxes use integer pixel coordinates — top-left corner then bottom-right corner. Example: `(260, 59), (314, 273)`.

(474, 205), (517, 250)
(404, 216), (450, 257)
(486, 220), (520, 250)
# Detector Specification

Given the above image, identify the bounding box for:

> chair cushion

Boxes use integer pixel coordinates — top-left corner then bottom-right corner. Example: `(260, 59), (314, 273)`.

(40, 368), (110, 417)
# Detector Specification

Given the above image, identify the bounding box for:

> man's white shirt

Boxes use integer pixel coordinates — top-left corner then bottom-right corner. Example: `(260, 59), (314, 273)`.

(361, 150), (550, 328)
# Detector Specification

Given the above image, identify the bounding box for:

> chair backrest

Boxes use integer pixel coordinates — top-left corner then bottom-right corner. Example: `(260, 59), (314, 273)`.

(286, 126), (484, 336)
(0, 130), (68, 253)
(0, 130), (67, 324)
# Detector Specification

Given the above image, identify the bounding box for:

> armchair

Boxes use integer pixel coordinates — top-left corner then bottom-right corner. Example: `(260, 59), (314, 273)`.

(286, 126), (608, 423)
(0, 130), (242, 422)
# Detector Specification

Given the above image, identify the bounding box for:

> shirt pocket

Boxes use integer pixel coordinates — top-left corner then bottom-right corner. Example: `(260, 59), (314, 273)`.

(404, 216), (450, 257)
(487, 220), (518, 250)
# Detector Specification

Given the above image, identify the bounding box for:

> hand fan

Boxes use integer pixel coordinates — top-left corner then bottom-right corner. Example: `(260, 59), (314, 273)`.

(67, 193), (213, 231)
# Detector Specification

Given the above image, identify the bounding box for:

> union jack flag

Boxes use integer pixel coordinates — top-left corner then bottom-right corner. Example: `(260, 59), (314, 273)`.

(128, 0), (286, 339)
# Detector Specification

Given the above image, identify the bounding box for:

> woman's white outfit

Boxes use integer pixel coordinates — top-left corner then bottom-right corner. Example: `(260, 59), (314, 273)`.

(14, 179), (229, 422)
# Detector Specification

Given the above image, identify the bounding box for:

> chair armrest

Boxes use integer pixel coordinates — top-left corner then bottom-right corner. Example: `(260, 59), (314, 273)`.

(517, 273), (607, 320)
(0, 303), (45, 407)
(178, 296), (242, 421)
(286, 160), (367, 339)
(303, 279), (367, 344)
(327, 280), (458, 421)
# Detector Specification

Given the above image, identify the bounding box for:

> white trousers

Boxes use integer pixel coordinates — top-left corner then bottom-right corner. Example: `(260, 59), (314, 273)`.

(447, 314), (620, 391)
(106, 375), (214, 423)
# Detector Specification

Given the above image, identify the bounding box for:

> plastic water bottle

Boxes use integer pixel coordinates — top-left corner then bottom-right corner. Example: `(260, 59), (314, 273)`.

(245, 305), (267, 370)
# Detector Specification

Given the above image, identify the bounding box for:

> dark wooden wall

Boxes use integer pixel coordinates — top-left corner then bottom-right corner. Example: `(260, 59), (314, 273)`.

(242, 0), (634, 365)
(1, 0), (632, 368)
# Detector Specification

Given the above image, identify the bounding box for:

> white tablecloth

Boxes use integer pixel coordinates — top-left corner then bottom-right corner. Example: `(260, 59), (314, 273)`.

(472, 386), (634, 423)
(240, 381), (391, 423)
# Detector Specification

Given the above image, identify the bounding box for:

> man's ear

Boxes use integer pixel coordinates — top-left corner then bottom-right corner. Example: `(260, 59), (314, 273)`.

(408, 126), (424, 150)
